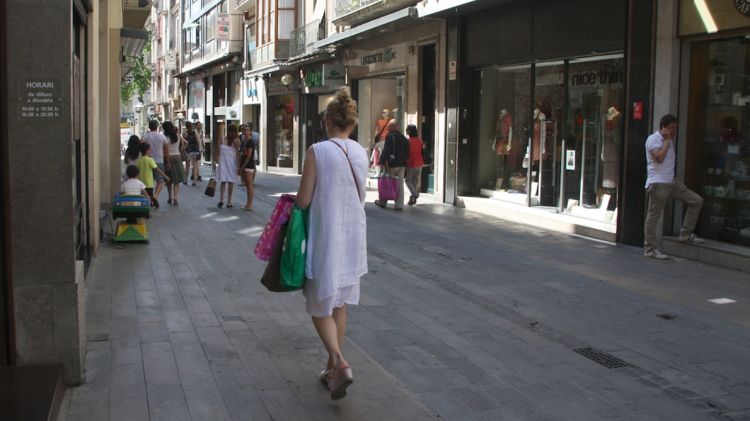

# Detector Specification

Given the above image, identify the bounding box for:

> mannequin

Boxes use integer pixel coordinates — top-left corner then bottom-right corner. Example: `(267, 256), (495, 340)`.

(493, 109), (513, 189)
(532, 107), (546, 162)
(602, 106), (621, 190)
(374, 108), (390, 143)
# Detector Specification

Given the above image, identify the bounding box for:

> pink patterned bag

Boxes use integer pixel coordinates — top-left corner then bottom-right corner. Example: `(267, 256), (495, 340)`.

(255, 194), (296, 261)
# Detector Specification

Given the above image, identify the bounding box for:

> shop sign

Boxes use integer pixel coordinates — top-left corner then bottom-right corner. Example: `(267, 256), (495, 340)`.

(735, 0), (750, 16)
(570, 69), (624, 87)
(17, 78), (62, 120)
(305, 69), (324, 88)
(361, 48), (397, 65)
(449, 60), (457, 81)
(217, 13), (230, 41)
(322, 65), (345, 88)
(166, 50), (177, 70)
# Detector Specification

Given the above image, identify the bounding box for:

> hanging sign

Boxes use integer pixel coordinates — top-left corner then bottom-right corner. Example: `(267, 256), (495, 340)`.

(217, 13), (230, 41)
(165, 50), (177, 70)
(449, 60), (457, 81)
(322, 64), (345, 88)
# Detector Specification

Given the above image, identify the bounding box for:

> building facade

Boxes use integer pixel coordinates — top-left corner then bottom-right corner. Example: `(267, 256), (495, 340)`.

(1, 0), (150, 389)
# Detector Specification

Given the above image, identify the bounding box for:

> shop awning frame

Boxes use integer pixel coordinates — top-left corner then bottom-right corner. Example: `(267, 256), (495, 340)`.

(314, 7), (418, 49)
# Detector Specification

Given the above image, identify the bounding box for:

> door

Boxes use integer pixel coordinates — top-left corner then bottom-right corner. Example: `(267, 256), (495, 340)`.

(533, 61), (565, 207)
(0, 0), (11, 365)
(73, 14), (90, 266)
(420, 44), (436, 193)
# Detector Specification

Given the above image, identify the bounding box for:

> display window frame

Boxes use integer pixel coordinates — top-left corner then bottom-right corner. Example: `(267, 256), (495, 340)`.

(681, 33), (750, 247)
(472, 54), (625, 224)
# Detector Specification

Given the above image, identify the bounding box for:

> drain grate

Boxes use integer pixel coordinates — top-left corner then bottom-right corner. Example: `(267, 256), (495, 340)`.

(573, 347), (633, 369)
(222, 315), (244, 322)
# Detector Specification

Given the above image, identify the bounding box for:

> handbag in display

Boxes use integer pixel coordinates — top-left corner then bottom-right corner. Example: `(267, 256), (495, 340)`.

(204, 178), (217, 197)
(279, 206), (308, 291)
(255, 194), (295, 261)
(378, 175), (399, 201)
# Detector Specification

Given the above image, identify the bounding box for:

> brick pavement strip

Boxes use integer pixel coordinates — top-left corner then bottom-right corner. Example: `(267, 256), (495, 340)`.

(58, 170), (750, 421)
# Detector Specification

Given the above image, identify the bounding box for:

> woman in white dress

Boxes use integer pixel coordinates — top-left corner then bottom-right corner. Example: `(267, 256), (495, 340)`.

(295, 87), (368, 400)
(214, 124), (240, 208)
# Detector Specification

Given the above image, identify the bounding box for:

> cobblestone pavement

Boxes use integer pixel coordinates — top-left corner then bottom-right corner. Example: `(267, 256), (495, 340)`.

(59, 168), (750, 421)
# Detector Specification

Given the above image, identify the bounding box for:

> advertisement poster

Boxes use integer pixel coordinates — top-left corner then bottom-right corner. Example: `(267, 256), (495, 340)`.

(566, 150), (576, 171)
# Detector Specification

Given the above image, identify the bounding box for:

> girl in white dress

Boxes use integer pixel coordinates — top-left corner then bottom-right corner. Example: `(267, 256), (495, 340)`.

(214, 124), (240, 208)
(295, 87), (368, 400)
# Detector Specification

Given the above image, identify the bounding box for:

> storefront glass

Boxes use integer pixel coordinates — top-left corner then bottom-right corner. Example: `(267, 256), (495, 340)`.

(688, 37), (750, 246)
(476, 65), (531, 204)
(267, 94), (295, 167)
(564, 56), (624, 219)
(356, 76), (405, 152)
(476, 55), (624, 222)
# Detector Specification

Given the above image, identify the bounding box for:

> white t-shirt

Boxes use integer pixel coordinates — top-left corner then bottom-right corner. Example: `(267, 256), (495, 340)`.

(168, 139), (181, 155)
(121, 178), (146, 196)
(645, 131), (675, 188)
(142, 131), (168, 164)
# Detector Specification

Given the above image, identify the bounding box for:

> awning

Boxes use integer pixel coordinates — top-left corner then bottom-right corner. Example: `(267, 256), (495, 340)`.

(243, 63), (296, 78)
(416, 0), (515, 18)
(314, 7), (417, 49)
(120, 28), (149, 60)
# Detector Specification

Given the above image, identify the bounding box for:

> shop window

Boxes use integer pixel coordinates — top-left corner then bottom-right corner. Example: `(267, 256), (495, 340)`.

(565, 56), (624, 218)
(475, 55), (624, 222)
(267, 95), (295, 167)
(206, 8), (216, 41)
(356, 76), (405, 154)
(687, 37), (750, 246)
(476, 66), (531, 203)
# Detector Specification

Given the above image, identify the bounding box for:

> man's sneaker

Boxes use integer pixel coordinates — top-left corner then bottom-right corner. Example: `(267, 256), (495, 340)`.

(644, 249), (669, 260)
(678, 233), (705, 244)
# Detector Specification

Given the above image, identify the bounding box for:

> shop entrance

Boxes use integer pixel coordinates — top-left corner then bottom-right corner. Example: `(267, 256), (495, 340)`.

(0, 0), (10, 365)
(420, 44), (437, 193)
(355, 75), (405, 152)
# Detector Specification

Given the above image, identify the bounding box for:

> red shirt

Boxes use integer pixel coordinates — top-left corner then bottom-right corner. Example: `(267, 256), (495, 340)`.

(407, 136), (424, 168)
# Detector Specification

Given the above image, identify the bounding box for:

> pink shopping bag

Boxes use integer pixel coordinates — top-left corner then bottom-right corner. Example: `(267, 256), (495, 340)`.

(254, 194), (296, 261)
(378, 176), (399, 201)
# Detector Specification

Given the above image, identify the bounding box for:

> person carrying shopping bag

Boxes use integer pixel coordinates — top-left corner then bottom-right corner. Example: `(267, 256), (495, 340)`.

(375, 119), (409, 210)
(294, 86), (368, 400)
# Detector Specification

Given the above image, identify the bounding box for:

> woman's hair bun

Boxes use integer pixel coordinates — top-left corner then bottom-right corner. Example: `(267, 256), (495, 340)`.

(326, 86), (358, 131)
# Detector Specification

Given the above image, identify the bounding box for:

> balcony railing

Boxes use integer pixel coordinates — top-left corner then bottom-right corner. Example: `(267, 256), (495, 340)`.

(335, 0), (381, 18)
(289, 18), (326, 58)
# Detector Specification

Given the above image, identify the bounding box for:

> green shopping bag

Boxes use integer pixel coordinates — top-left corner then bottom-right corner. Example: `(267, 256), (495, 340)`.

(280, 206), (308, 291)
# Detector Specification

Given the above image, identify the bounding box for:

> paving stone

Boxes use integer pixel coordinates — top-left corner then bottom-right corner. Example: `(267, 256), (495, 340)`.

(59, 170), (750, 421)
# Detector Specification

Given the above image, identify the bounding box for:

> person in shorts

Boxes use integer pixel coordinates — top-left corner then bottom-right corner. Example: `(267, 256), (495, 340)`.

(141, 120), (170, 203)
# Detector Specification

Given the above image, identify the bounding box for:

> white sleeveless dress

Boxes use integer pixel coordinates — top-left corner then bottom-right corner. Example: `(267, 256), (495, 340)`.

(216, 143), (239, 183)
(304, 139), (369, 317)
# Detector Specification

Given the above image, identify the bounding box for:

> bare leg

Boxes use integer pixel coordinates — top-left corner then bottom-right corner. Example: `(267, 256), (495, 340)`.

(192, 159), (200, 182)
(154, 181), (164, 200)
(172, 183), (180, 204)
(227, 182), (234, 206)
(185, 159), (191, 183)
(166, 183), (172, 201)
(219, 182), (227, 203)
(312, 314), (347, 370)
(244, 171), (255, 209)
(325, 306), (348, 370)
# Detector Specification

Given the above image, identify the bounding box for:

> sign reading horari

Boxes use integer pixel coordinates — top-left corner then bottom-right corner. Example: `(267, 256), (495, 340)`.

(18, 79), (62, 119)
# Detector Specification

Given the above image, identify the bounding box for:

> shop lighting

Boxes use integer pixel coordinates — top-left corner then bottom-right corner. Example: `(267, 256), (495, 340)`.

(694, 0), (718, 33)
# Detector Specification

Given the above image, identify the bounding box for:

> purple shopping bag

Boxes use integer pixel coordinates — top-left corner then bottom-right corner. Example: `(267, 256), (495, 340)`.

(378, 176), (399, 201)
(254, 194), (295, 261)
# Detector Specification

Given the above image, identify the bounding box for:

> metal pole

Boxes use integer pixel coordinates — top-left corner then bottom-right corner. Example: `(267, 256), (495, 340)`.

(580, 119), (587, 205)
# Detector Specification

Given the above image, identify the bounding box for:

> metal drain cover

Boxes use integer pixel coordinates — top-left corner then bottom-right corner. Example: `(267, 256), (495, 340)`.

(573, 347), (632, 369)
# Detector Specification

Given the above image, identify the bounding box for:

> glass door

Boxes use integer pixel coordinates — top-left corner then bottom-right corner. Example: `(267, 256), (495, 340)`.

(533, 62), (565, 207)
(565, 56), (624, 218)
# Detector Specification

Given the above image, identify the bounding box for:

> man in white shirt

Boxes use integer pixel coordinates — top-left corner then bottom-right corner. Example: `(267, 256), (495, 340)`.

(141, 120), (171, 205)
(643, 114), (704, 259)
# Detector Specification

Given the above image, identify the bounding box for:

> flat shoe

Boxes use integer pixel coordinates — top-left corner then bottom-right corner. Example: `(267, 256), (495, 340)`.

(374, 200), (386, 208)
(226, 204), (234, 208)
(329, 366), (353, 400)
(218, 202), (223, 208)
(241, 207), (253, 212)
